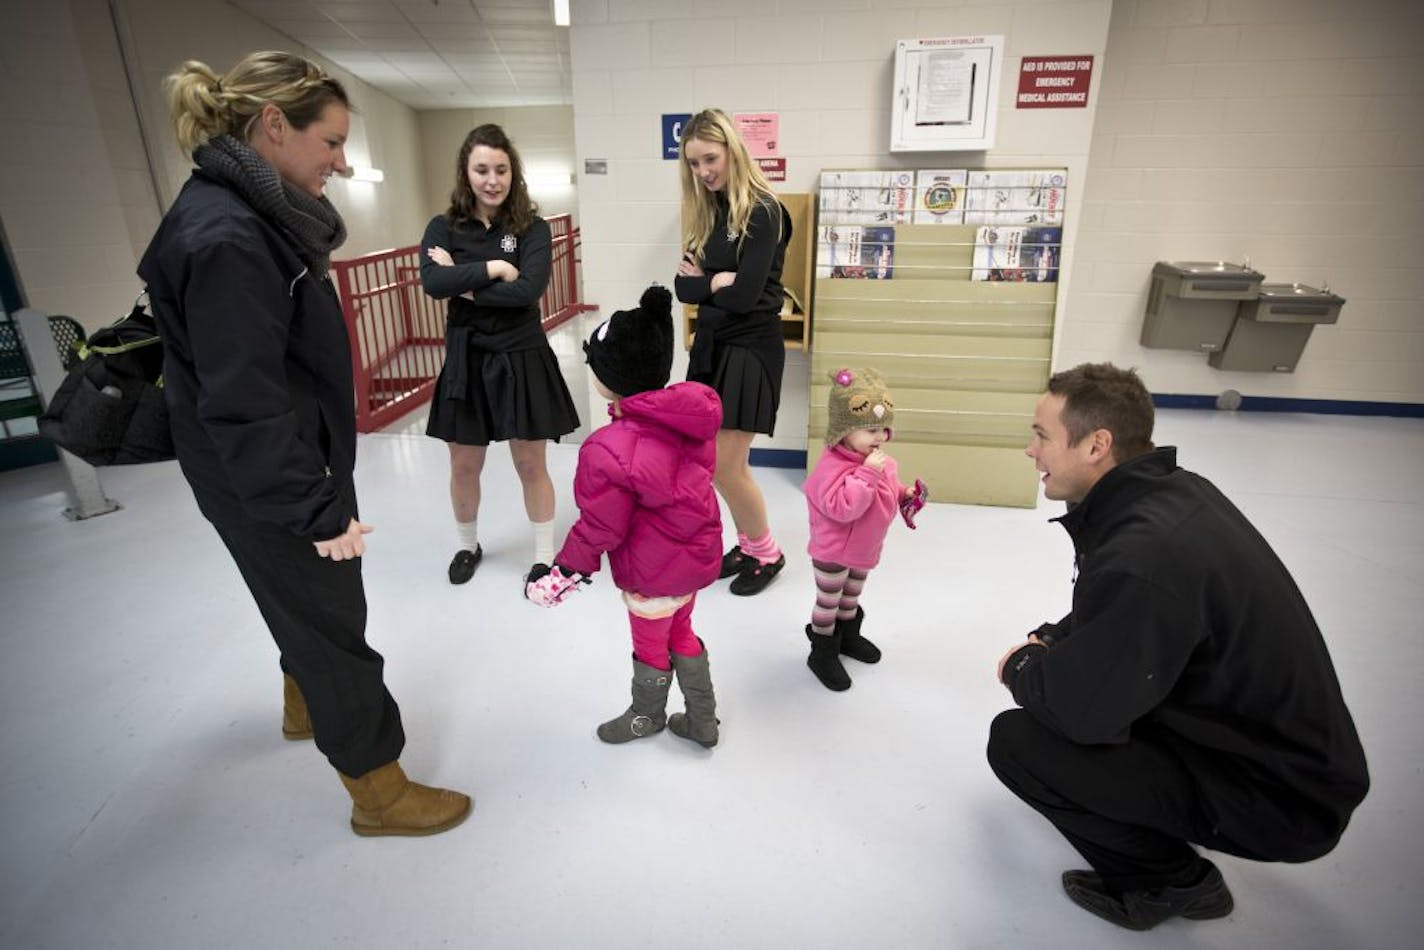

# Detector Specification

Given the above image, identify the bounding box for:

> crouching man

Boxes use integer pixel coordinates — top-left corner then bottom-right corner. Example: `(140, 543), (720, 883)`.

(988, 363), (1368, 931)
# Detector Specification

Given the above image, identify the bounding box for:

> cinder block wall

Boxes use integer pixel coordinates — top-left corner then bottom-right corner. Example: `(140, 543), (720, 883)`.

(1066, 0), (1424, 402)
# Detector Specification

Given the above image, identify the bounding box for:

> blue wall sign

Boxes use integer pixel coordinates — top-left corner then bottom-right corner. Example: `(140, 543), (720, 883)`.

(662, 113), (691, 160)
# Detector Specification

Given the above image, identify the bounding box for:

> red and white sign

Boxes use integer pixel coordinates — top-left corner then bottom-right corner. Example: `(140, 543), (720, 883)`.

(1016, 55), (1094, 109)
(756, 157), (786, 182)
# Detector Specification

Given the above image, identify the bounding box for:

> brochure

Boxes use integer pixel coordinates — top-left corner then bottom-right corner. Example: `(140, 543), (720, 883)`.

(963, 170), (1066, 225)
(971, 226), (1061, 282)
(818, 171), (914, 225)
(817, 225), (896, 279)
(913, 168), (968, 224)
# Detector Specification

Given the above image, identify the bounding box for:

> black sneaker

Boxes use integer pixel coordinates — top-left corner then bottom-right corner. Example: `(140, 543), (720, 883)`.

(523, 562), (551, 599)
(1061, 860), (1234, 931)
(719, 545), (752, 579)
(729, 553), (785, 596)
(447, 546), (482, 585)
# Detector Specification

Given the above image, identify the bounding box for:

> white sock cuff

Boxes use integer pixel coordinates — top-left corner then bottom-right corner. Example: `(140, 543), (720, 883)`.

(532, 518), (556, 566)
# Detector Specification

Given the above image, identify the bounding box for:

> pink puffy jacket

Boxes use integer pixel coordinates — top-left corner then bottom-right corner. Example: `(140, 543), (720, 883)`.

(804, 443), (906, 570)
(555, 382), (723, 597)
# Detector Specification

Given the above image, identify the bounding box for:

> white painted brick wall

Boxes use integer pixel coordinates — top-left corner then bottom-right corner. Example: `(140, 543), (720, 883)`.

(569, 0), (1112, 450)
(1070, 0), (1424, 402)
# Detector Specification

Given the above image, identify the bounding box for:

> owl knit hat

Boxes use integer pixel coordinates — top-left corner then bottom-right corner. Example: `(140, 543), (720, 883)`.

(584, 284), (674, 397)
(825, 367), (895, 445)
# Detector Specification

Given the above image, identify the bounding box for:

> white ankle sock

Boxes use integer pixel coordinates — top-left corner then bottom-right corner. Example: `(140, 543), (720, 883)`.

(532, 518), (555, 566)
(456, 518), (479, 552)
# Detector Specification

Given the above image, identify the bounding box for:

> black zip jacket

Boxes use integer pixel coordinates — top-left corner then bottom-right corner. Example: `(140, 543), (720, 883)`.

(1005, 447), (1369, 861)
(675, 195), (791, 384)
(137, 171), (355, 541)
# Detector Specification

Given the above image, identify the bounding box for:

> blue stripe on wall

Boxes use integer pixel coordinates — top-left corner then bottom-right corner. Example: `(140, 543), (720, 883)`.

(749, 395), (1422, 470)
(1153, 394), (1424, 418)
(749, 447), (808, 469)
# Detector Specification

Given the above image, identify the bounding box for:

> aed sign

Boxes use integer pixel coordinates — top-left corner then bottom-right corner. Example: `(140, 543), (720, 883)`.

(1016, 56), (1093, 108)
(663, 113), (692, 159)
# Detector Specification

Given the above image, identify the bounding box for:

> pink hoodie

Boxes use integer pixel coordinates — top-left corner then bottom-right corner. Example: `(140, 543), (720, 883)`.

(556, 382), (723, 596)
(804, 443), (905, 570)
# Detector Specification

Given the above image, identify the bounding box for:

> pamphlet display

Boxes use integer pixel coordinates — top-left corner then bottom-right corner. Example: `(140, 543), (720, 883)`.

(811, 166), (1070, 508)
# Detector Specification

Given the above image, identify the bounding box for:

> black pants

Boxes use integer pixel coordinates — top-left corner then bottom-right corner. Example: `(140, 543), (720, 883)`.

(986, 709), (1267, 892)
(218, 523), (404, 778)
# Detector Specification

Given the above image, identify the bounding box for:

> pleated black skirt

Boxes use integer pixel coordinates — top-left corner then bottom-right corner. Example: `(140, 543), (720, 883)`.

(426, 343), (580, 446)
(708, 345), (782, 436)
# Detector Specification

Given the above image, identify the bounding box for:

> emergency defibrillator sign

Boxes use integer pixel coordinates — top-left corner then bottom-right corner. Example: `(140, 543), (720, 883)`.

(1016, 56), (1093, 109)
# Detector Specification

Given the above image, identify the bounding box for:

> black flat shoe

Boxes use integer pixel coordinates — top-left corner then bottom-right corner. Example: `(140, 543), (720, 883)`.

(1061, 861), (1233, 931)
(719, 545), (752, 579)
(729, 553), (784, 596)
(447, 546), (482, 585)
(523, 562), (551, 598)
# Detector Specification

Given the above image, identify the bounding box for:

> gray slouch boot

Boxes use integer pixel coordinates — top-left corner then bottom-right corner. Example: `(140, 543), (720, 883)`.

(597, 657), (672, 743)
(667, 641), (719, 748)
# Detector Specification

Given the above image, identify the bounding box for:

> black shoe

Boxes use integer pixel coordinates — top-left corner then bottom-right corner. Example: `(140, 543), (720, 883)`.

(523, 562), (551, 598)
(448, 546), (482, 584)
(805, 625), (851, 691)
(719, 545), (752, 579)
(836, 606), (881, 664)
(1061, 861), (1234, 931)
(729, 553), (784, 596)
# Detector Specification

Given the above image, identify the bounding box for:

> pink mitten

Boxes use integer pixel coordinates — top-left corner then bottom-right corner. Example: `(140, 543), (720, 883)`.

(524, 566), (590, 607)
(899, 478), (928, 529)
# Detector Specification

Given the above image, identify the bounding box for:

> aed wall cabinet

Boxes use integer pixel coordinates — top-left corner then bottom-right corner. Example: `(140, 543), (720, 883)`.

(1140, 261), (1265, 352)
(891, 36), (1005, 153)
(1208, 283), (1344, 373)
(681, 192), (814, 352)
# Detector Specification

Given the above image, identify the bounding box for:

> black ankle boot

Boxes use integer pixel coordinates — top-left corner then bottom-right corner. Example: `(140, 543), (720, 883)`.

(836, 607), (880, 663)
(806, 625), (851, 691)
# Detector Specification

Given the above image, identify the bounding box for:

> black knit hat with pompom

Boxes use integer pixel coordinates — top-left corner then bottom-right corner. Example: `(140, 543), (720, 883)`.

(584, 284), (674, 397)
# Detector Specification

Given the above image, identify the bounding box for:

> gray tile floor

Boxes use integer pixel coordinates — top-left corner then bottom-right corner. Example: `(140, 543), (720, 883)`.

(1, 408), (1419, 948)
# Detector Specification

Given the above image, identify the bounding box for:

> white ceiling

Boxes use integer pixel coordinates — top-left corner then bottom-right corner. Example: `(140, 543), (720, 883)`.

(227, 0), (572, 110)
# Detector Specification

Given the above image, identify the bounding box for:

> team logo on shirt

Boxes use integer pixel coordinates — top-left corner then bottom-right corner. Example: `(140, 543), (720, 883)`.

(501, 234), (517, 253)
(726, 226), (738, 241)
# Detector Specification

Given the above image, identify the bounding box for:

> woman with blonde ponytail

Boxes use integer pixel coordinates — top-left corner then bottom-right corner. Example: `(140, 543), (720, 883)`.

(137, 51), (470, 837)
(674, 108), (793, 596)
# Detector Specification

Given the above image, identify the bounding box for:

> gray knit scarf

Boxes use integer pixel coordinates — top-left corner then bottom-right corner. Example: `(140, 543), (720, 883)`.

(193, 134), (347, 276)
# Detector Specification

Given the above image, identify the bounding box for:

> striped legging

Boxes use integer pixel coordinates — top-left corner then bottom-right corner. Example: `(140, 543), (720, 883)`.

(810, 559), (869, 635)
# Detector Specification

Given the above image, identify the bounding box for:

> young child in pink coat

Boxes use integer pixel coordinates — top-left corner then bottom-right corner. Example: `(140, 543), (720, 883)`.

(803, 368), (927, 691)
(526, 285), (725, 747)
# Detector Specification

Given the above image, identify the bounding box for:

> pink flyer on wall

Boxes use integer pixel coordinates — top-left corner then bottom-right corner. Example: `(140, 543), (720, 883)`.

(733, 112), (779, 158)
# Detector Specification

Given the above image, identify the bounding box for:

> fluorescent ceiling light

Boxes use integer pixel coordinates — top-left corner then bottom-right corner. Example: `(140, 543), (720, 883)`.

(553, 0), (569, 27)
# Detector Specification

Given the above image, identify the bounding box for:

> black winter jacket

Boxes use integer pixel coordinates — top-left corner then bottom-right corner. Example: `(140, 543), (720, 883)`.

(1005, 447), (1369, 861)
(137, 171), (356, 541)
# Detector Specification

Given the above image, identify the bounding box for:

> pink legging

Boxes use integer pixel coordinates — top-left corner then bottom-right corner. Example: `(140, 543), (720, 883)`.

(810, 559), (869, 635)
(630, 594), (702, 671)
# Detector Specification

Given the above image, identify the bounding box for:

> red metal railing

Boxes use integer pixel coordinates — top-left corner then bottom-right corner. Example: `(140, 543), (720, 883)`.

(331, 213), (595, 432)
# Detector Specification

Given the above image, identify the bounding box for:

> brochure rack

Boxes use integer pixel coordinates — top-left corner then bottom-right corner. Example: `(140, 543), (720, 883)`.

(808, 168), (1069, 508)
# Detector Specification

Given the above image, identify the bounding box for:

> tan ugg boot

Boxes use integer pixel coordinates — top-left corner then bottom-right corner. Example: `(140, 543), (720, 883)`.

(337, 761), (472, 837)
(281, 674), (313, 740)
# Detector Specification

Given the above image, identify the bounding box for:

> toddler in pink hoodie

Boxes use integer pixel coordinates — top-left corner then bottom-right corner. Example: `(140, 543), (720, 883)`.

(526, 286), (724, 747)
(803, 368), (927, 691)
